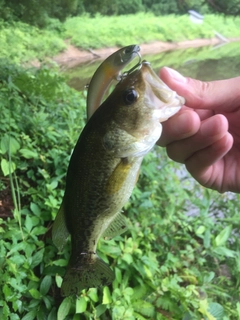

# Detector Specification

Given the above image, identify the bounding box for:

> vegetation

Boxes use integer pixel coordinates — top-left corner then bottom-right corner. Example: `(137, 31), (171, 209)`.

(62, 14), (240, 50)
(0, 0), (239, 27)
(0, 14), (240, 64)
(0, 0), (79, 27)
(0, 20), (66, 64)
(1, 0), (240, 318)
(1, 57), (240, 319)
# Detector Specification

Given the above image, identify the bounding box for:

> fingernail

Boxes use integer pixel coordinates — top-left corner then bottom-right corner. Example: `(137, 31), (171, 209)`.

(164, 67), (187, 83)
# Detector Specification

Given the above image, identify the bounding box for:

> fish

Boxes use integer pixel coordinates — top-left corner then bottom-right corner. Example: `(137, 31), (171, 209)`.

(52, 60), (185, 296)
(86, 44), (140, 120)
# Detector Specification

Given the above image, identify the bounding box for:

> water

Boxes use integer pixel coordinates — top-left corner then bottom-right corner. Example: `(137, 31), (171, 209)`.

(65, 41), (240, 91)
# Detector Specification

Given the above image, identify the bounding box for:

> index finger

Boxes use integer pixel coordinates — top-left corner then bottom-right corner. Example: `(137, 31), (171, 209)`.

(160, 67), (240, 113)
(158, 107), (200, 147)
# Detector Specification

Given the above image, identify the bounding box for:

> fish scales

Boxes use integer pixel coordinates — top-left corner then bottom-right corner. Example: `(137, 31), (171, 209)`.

(52, 60), (185, 296)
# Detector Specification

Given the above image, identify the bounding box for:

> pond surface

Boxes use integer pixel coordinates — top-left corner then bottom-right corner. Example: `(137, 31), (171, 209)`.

(65, 41), (240, 91)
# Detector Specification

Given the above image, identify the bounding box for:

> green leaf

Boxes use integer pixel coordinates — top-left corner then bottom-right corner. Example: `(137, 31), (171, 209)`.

(19, 148), (38, 159)
(55, 274), (63, 288)
(29, 288), (41, 299)
(207, 302), (224, 319)
(22, 310), (37, 320)
(53, 259), (68, 267)
(43, 296), (52, 310)
(213, 246), (236, 258)
(31, 249), (44, 268)
(102, 286), (112, 305)
(198, 299), (214, 319)
(133, 300), (155, 318)
(122, 252), (133, 264)
(36, 308), (46, 320)
(215, 226), (232, 247)
(237, 302), (240, 316)
(57, 297), (72, 320)
(133, 312), (147, 320)
(1, 135), (20, 155)
(25, 215), (33, 232)
(96, 304), (107, 317)
(1, 158), (16, 176)
(123, 287), (134, 296)
(196, 225), (205, 235)
(204, 229), (211, 249)
(40, 275), (52, 295)
(47, 308), (57, 320)
(76, 296), (87, 313)
(132, 285), (148, 300)
(30, 203), (41, 216)
(88, 288), (98, 302)
(115, 267), (122, 284)
(203, 272), (215, 284)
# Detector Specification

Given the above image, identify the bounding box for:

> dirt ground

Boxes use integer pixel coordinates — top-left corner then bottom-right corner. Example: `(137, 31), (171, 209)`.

(52, 37), (240, 68)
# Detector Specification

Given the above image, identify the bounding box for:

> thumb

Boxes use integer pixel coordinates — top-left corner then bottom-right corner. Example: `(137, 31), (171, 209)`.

(160, 67), (240, 112)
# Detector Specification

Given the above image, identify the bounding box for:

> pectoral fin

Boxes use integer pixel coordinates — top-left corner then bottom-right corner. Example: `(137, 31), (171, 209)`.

(52, 200), (70, 251)
(102, 212), (128, 238)
(105, 158), (133, 194)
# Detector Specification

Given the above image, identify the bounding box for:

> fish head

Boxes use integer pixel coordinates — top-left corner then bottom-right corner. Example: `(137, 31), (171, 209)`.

(91, 61), (184, 158)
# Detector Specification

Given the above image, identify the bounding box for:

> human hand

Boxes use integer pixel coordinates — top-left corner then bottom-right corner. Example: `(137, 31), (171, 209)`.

(158, 67), (240, 193)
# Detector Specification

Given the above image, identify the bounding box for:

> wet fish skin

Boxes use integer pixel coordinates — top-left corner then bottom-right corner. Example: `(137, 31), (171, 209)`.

(86, 44), (140, 120)
(52, 61), (184, 296)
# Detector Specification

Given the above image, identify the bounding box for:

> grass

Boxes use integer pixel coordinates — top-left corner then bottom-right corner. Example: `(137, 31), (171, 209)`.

(62, 13), (240, 49)
(1, 14), (240, 63)
(0, 20), (66, 64)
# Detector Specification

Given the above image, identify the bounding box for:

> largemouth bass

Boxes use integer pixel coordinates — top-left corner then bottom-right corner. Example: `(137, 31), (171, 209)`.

(86, 44), (140, 120)
(52, 61), (184, 296)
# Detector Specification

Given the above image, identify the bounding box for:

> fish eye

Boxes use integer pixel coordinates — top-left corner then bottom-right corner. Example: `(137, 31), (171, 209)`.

(123, 88), (138, 105)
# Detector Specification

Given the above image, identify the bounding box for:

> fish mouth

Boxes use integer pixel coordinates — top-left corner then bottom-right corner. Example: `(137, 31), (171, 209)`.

(141, 61), (185, 121)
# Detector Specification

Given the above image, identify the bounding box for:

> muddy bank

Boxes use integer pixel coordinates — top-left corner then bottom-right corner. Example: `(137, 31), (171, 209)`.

(53, 37), (240, 68)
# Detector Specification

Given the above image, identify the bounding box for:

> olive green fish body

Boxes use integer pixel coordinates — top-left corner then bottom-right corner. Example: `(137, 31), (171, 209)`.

(52, 61), (185, 296)
(61, 147), (142, 295)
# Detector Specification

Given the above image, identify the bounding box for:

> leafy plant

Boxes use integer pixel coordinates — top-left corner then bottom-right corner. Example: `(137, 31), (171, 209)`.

(0, 20), (66, 64)
(62, 14), (240, 50)
(1, 59), (240, 320)
(1, 13), (240, 64)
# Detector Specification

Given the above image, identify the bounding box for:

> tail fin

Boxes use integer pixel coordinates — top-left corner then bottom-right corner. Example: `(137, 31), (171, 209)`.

(61, 253), (114, 296)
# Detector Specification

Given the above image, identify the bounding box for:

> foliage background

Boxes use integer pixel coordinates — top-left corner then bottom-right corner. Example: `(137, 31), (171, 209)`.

(1, 0), (240, 319)
(1, 58), (240, 319)
(0, 0), (239, 27)
(0, 14), (240, 65)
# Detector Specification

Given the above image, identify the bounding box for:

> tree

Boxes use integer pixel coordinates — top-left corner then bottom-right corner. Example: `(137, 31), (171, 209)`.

(142, 0), (179, 15)
(0, 0), (82, 27)
(205, 0), (240, 15)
